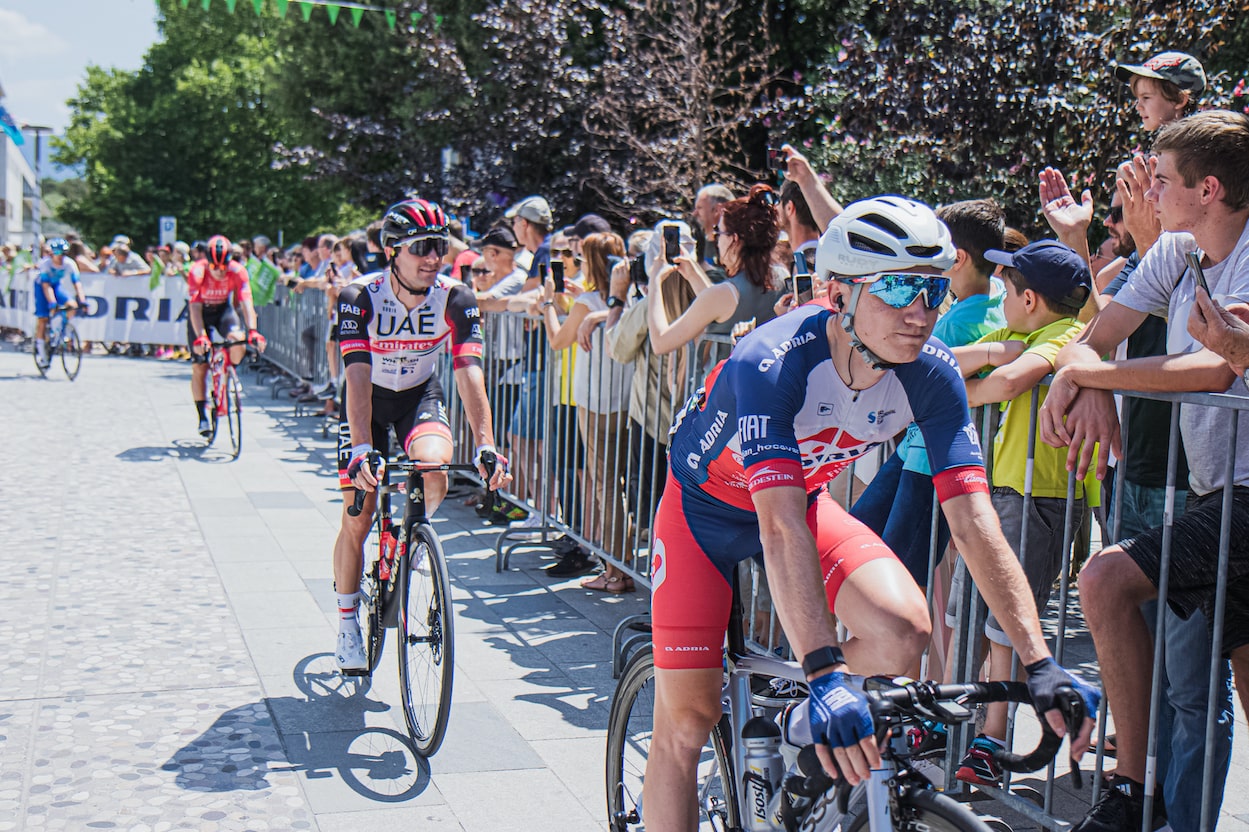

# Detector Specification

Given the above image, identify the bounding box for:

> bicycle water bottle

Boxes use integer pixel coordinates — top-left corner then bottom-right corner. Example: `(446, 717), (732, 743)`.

(741, 715), (784, 831)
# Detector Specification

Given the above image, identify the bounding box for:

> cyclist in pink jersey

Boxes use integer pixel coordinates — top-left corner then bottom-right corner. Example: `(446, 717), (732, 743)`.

(187, 235), (266, 436)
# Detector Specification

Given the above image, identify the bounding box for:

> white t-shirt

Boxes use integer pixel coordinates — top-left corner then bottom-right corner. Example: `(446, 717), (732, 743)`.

(572, 290), (634, 413)
(1113, 222), (1249, 494)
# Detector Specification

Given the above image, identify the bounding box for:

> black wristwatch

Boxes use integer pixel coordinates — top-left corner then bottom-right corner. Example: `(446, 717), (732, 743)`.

(606, 295), (626, 309)
(802, 645), (847, 677)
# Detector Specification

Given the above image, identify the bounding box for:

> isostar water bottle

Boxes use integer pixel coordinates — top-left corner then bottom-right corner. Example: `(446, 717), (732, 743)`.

(741, 715), (784, 831)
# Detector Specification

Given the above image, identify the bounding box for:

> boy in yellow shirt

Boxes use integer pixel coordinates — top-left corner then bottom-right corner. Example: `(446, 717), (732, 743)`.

(946, 240), (1093, 786)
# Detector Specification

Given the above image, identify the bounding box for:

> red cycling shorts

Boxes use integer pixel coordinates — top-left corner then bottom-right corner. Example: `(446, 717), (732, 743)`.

(651, 472), (898, 670)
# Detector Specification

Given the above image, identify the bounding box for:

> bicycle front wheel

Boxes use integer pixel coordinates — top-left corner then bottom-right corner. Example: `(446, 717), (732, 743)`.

(60, 323), (82, 381)
(605, 647), (738, 832)
(397, 523), (454, 756)
(847, 786), (993, 832)
(225, 368), (243, 458)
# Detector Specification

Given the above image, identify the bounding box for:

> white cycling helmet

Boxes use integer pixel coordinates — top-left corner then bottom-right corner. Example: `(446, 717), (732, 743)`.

(815, 196), (956, 280)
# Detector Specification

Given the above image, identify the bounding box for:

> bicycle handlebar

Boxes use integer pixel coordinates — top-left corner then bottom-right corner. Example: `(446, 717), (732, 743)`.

(787, 679), (1087, 803)
(348, 450), (499, 518)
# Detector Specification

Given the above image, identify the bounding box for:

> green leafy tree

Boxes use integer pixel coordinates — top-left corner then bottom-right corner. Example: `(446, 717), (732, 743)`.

(803, 0), (1249, 232)
(53, 0), (342, 248)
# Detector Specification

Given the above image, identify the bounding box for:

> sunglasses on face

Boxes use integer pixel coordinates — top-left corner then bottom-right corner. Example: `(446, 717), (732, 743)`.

(1106, 205), (1124, 224)
(401, 237), (450, 258)
(864, 273), (951, 311)
(470, 267), (490, 276)
(552, 248), (575, 259)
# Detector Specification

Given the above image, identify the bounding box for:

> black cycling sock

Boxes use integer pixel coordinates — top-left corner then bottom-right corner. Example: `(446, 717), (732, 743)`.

(195, 400), (207, 420)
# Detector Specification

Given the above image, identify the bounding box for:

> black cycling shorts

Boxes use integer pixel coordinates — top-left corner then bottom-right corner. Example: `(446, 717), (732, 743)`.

(336, 376), (453, 489)
(1121, 486), (1249, 656)
(187, 304), (242, 364)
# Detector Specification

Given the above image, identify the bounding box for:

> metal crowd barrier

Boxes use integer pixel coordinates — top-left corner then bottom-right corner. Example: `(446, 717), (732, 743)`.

(432, 304), (1243, 831)
(254, 285), (334, 401)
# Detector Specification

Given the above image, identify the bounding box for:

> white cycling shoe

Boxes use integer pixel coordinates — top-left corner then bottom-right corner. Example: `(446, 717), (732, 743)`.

(336, 628), (367, 672)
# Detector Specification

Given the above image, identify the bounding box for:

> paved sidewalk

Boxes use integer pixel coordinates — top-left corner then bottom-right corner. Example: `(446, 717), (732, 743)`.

(0, 346), (1245, 831)
(0, 348), (646, 831)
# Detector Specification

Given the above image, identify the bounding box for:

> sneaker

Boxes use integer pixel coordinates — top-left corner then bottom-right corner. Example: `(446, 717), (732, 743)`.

(198, 417), (213, 437)
(907, 719), (948, 760)
(955, 735), (1003, 787)
(544, 548), (598, 578)
(1072, 774), (1168, 832)
(336, 628), (367, 671)
(509, 513), (545, 540)
(315, 381), (338, 398)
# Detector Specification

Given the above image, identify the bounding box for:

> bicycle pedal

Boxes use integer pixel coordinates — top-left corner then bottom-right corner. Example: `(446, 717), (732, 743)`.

(339, 667), (371, 678)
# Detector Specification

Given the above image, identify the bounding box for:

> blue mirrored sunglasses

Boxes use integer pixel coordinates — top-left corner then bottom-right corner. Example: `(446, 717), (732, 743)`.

(865, 273), (950, 310)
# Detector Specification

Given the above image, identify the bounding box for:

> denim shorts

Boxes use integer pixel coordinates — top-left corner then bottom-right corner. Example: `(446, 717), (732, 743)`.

(509, 370), (546, 439)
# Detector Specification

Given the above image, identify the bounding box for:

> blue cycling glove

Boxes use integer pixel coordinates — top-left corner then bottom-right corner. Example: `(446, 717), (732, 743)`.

(807, 671), (874, 751)
(1025, 657), (1100, 726)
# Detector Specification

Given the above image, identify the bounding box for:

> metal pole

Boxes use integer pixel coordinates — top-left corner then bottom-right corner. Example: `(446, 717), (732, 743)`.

(1142, 401), (1182, 831)
(1200, 412), (1237, 832)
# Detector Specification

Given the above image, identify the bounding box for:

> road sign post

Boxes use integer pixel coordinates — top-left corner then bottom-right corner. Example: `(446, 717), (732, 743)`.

(158, 216), (177, 247)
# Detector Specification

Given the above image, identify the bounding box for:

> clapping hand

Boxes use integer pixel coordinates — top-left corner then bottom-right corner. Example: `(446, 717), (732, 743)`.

(1039, 167), (1093, 243)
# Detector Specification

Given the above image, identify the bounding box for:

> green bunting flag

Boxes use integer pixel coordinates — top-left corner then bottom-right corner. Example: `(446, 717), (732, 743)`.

(326, 3), (340, 24)
(274, 0), (287, 15)
(350, 7), (364, 26)
(180, 0), (191, 7)
(383, 8), (395, 29)
(224, 0), (237, 11)
(252, 0), (264, 13)
(149, 259), (164, 291)
(411, 11), (422, 25)
(247, 255), (281, 307)
(298, 1), (313, 21)
(201, 0), (212, 10)
(171, 0), (427, 29)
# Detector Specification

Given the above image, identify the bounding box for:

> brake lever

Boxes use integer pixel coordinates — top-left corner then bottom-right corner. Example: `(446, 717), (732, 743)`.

(1057, 687), (1086, 789)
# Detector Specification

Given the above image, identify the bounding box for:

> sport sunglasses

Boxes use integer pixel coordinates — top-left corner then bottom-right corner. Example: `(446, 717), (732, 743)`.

(400, 237), (450, 258)
(858, 272), (951, 310)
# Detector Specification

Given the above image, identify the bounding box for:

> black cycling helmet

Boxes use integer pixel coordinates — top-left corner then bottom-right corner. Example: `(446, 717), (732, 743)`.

(206, 235), (233, 269)
(379, 199), (449, 249)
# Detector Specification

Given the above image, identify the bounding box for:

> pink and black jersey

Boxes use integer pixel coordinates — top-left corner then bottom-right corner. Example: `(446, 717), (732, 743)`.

(668, 304), (987, 511)
(186, 261), (252, 307)
(338, 272), (484, 393)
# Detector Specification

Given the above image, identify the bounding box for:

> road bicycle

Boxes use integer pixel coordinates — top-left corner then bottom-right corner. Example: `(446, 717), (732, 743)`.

(346, 451), (497, 757)
(605, 577), (1084, 832)
(204, 339), (247, 458)
(33, 306), (82, 381)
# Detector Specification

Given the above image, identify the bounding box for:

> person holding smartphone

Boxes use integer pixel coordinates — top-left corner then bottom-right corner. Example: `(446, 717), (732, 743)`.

(648, 187), (785, 369)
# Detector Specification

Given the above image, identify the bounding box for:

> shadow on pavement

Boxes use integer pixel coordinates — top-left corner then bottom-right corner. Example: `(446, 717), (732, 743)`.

(116, 438), (235, 464)
(162, 653), (432, 803)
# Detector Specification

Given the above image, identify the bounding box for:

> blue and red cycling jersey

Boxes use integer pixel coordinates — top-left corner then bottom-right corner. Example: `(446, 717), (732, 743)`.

(667, 303), (989, 510)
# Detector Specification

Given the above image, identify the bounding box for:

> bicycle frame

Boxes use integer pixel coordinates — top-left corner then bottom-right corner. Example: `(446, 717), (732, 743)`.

(208, 340), (245, 415)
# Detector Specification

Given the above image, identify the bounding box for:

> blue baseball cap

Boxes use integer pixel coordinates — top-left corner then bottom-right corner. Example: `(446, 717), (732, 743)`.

(985, 240), (1091, 310)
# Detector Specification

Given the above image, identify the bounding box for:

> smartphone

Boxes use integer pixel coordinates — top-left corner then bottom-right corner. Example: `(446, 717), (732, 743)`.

(793, 274), (814, 304)
(1186, 250), (1210, 295)
(663, 225), (681, 264)
(630, 256), (649, 287)
(459, 263), (471, 284)
(792, 250), (810, 276)
(767, 146), (786, 171)
(538, 262), (548, 284)
(551, 259), (565, 294)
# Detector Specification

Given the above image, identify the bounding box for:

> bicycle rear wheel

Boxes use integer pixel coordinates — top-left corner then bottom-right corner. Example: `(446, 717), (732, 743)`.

(847, 786), (993, 832)
(397, 523), (454, 756)
(60, 323), (82, 381)
(605, 647), (738, 832)
(225, 368), (242, 458)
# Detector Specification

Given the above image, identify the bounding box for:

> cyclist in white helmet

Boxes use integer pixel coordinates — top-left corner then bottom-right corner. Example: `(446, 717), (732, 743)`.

(644, 196), (1098, 830)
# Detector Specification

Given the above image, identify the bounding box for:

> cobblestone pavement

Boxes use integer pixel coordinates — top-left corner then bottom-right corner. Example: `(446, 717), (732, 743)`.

(0, 346), (1245, 831)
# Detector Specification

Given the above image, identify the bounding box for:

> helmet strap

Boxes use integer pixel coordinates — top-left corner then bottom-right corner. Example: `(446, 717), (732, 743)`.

(838, 283), (896, 371)
(390, 260), (429, 298)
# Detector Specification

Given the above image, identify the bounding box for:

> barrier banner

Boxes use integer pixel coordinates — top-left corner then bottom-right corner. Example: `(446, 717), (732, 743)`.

(0, 270), (191, 343)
